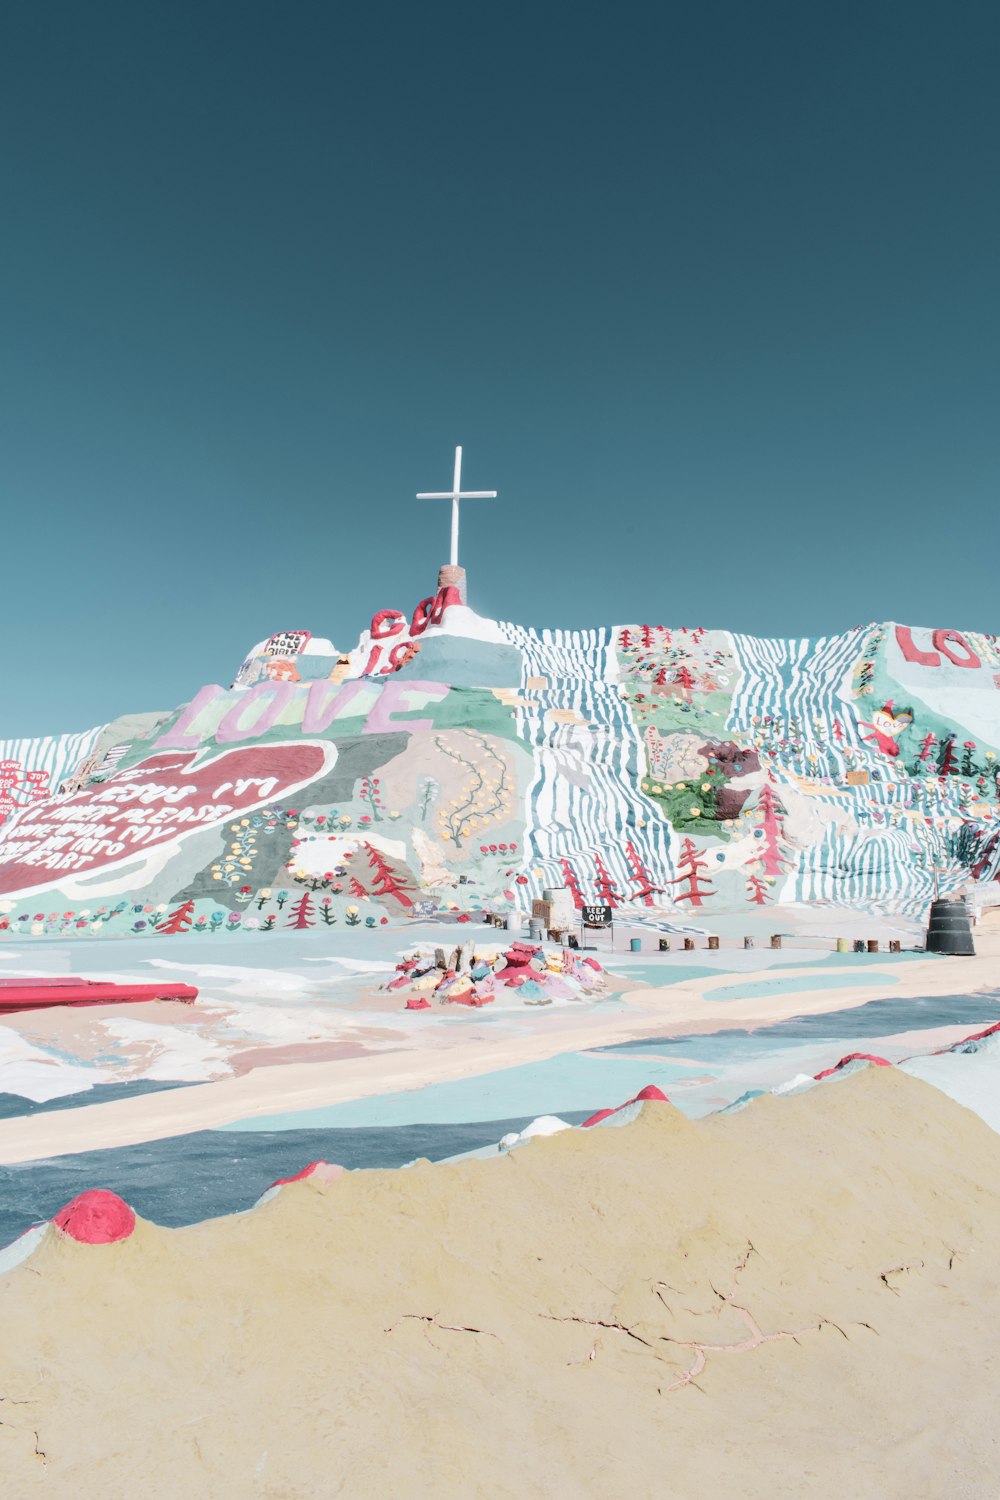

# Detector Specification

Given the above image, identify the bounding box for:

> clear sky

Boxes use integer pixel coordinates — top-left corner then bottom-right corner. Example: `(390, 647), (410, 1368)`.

(2, 1), (998, 736)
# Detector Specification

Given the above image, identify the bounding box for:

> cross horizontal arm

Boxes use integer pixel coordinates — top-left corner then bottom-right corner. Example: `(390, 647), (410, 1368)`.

(416, 490), (498, 499)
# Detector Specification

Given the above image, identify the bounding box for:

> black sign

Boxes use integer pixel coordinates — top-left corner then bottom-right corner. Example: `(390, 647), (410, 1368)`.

(582, 904), (613, 928)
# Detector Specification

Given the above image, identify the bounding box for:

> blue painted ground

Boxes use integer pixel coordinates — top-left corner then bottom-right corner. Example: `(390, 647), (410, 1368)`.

(594, 992), (1000, 1061)
(0, 1078), (202, 1122)
(0, 1113), (593, 1246)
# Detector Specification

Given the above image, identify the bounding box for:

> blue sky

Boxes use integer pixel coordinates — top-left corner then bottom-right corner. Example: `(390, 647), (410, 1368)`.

(2, 1), (998, 735)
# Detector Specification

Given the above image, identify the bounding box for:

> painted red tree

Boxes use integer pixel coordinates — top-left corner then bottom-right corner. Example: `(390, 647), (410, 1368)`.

(755, 784), (791, 878)
(619, 629), (634, 651)
(559, 858), (585, 910)
(937, 736), (959, 777)
(916, 732), (937, 763)
(156, 899), (195, 935)
(592, 853), (621, 908)
(669, 840), (715, 906)
(287, 890), (315, 929)
(363, 842), (415, 909)
(673, 665), (696, 702)
(746, 873), (769, 905)
(624, 840), (656, 906)
(349, 876), (369, 899)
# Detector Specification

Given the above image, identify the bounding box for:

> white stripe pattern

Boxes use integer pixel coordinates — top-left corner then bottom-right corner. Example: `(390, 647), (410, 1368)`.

(0, 727), (104, 800)
(497, 622), (675, 906)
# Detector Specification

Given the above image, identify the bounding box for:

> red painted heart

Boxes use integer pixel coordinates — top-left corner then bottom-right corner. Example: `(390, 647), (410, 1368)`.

(0, 744), (331, 896)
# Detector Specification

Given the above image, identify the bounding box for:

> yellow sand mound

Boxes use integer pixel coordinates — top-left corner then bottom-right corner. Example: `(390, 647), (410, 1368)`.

(2, 1068), (999, 1498)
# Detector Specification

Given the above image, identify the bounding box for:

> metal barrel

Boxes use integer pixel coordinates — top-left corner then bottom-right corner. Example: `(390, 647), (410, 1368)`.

(925, 898), (976, 956)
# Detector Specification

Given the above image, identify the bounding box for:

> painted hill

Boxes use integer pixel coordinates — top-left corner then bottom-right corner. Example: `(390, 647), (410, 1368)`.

(1, 585), (998, 939)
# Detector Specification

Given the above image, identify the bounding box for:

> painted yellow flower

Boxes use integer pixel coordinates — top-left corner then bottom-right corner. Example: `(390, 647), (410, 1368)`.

(690, 807), (702, 817)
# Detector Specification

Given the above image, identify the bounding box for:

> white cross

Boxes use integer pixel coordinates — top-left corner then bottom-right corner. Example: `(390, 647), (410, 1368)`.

(416, 446), (497, 568)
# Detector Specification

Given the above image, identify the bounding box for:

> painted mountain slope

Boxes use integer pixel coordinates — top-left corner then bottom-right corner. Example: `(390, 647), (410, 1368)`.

(0, 595), (997, 939)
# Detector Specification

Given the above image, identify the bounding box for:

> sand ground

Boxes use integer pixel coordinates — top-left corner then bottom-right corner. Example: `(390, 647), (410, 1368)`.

(1, 1067), (998, 1498)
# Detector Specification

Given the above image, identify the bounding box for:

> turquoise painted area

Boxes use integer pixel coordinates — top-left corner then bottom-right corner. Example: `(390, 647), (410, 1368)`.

(813, 950), (928, 967)
(603, 950), (927, 988)
(705, 971), (900, 1001)
(217, 1051), (701, 1133)
(604, 965), (719, 987)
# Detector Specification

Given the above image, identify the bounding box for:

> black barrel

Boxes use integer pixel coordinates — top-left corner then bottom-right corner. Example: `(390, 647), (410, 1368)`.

(925, 898), (976, 955)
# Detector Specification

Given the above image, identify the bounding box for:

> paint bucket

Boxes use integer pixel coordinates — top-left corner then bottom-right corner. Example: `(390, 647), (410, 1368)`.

(836, 938), (849, 953)
(707, 935), (719, 951)
(658, 938), (670, 952)
(505, 914), (522, 932)
(629, 938), (641, 953)
(528, 918), (545, 941)
(925, 898), (975, 955)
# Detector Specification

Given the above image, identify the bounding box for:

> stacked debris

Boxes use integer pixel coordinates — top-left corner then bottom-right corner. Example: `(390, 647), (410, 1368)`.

(384, 940), (606, 1009)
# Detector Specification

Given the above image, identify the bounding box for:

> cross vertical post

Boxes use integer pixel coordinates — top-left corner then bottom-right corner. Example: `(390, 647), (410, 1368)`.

(451, 445), (462, 567)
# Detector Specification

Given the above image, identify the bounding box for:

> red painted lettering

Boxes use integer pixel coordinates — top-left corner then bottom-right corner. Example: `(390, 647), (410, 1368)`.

(932, 629), (981, 669)
(370, 609), (407, 640)
(894, 626), (940, 667)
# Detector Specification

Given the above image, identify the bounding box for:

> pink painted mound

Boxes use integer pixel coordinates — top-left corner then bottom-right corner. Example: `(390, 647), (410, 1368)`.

(52, 1189), (136, 1244)
(582, 1083), (669, 1128)
(406, 997), (431, 1010)
(814, 1053), (892, 1081)
(269, 1161), (346, 1190)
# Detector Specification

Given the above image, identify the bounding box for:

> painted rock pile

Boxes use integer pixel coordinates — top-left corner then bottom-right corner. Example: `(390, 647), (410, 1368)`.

(384, 941), (606, 1009)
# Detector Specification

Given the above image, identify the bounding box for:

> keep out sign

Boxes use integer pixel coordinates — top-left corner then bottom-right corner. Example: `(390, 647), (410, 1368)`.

(0, 743), (330, 896)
